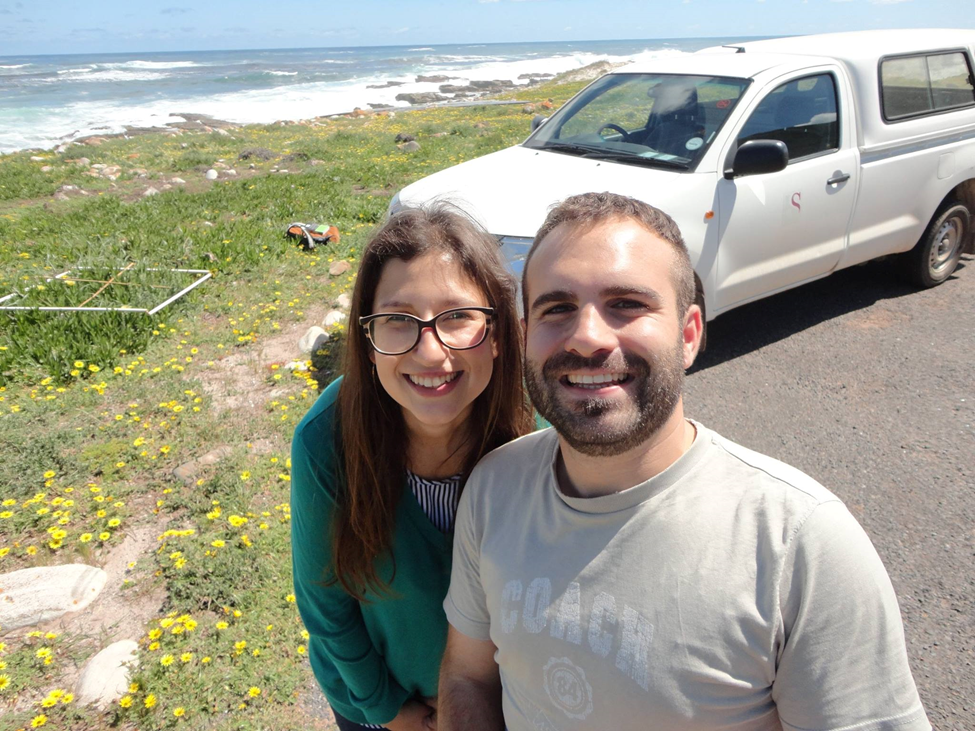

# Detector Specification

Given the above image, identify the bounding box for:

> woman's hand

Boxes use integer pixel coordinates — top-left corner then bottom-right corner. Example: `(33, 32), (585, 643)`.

(383, 698), (436, 731)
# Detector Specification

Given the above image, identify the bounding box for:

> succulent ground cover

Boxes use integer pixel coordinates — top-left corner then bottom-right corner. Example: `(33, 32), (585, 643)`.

(0, 80), (586, 730)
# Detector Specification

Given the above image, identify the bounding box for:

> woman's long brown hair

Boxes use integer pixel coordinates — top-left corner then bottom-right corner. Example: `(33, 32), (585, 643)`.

(329, 203), (534, 600)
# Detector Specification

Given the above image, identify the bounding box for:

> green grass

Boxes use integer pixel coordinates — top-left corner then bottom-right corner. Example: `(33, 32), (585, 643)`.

(0, 79), (587, 731)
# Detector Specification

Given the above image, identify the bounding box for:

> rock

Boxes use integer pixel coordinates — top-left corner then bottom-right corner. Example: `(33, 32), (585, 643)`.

(551, 60), (628, 85)
(518, 72), (554, 80)
(171, 177), (186, 184)
(309, 160), (324, 166)
(522, 103), (536, 114)
(215, 128), (230, 136)
(540, 100), (554, 110)
(80, 136), (107, 146)
(282, 151), (310, 163)
(284, 360), (309, 372)
(30, 155), (45, 161)
(470, 79), (514, 90)
(329, 260), (352, 276)
(75, 640), (138, 709)
(40, 165), (53, 172)
(213, 161), (229, 169)
(90, 163), (107, 170)
(323, 310), (347, 328)
(205, 169), (218, 181)
(431, 132), (449, 138)
(416, 75), (455, 83)
(298, 327), (329, 355)
(72, 157), (91, 167)
(202, 221), (214, 227)
(238, 147), (277, 161)
(335, 292), (352, 309)
(249, 163), (256, 169)
(224, 169), (237, 176)
(53, 192), (69, 201)
(0, 564), (107, 631)
(247, 439), (275, 455)
(366, 81), (406, 89)
(395, 92), (447, 105)
(161, 184), (172, 191)
(394, 133), (416, 143)
(398, 140), (421, 153)
(143, 187), (159, 197)
(439, 84), (477, 94)
(368, 103), (394, 110)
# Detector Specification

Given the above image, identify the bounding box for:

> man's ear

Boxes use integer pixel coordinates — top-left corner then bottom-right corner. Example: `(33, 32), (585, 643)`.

(520, 316), (528, 348)
(681, 304), (704, 369)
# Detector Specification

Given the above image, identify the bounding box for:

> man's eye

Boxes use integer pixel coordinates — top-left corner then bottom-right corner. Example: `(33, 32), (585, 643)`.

(542, 304), (573, 316)
(612, 299), (647, 310)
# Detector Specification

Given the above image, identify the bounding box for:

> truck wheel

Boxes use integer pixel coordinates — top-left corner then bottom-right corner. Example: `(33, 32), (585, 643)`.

(903, 201), (969, 288)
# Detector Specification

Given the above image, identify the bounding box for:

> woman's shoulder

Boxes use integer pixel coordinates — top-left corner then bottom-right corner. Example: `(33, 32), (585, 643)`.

(292, 376), (343, 456)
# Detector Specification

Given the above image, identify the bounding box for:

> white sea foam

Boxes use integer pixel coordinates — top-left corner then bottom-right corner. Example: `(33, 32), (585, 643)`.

(0, 46), (691, 154)
(408, 47), (435, 51)
(103, 60), (202, 69)
(267, 71), (298, 76)
(0, 64), (31, 69)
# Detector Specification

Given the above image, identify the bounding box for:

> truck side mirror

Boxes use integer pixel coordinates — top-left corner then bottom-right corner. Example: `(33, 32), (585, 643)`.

(724, 140), (789, 179)
(531, 114), (548, 132)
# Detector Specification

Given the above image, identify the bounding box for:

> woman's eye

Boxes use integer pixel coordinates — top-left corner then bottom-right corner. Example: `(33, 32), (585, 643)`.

(443, 311), (473, 321)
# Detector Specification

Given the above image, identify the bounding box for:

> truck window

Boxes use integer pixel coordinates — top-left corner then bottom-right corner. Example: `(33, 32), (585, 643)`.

(737, 73), (839, 162)
(880, 51), (975, 121)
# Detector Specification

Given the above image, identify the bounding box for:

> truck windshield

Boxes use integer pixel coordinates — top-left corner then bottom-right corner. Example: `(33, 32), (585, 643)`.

(524, 73), (750, 171)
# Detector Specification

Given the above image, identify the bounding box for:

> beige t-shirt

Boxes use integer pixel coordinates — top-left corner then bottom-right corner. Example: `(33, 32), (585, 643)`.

(445, 425), (930, 731)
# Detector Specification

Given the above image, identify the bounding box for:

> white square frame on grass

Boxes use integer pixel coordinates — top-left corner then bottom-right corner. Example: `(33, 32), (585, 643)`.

(0, 266), (211, 316)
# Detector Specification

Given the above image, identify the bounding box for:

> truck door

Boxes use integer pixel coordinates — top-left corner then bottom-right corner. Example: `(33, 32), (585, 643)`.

(714, 70), (858, 313)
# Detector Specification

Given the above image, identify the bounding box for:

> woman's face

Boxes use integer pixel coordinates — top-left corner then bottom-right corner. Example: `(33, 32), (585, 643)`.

(370, 250), (497, 436)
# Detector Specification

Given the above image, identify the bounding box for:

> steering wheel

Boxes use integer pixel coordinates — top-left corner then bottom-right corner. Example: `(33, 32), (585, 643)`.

(597, 123), (632, 143)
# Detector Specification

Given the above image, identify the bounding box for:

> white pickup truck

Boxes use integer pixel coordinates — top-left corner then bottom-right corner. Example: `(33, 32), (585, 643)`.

(391, 29), (975, 321)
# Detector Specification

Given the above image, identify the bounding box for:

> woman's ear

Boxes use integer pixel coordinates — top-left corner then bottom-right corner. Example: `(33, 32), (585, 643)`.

(491, 333), (499, 359)
(369, 350), (376, 365)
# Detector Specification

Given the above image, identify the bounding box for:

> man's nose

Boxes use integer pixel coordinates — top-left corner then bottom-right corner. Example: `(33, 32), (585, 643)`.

(564, 304), (615, 358)
(413, 325), (448, 362)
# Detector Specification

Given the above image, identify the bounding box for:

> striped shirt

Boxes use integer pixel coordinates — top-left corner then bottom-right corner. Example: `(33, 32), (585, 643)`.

(407, 471), (462, 534)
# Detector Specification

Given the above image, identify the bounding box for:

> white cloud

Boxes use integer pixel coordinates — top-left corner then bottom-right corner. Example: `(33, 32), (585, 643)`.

(870, 0), (912, 4)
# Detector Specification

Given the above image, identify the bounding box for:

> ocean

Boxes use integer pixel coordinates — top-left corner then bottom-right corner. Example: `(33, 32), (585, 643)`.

(0, 38), (748, 154)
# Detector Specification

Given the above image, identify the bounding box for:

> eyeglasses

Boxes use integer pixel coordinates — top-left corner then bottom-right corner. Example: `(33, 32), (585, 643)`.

(359, 306), (495, 356)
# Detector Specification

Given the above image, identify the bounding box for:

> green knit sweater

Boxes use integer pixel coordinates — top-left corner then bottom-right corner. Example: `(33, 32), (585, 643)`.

(290, 377), (453, 726)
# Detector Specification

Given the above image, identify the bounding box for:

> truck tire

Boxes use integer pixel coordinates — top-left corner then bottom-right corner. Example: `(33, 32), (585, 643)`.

(902, 201), (969, 288)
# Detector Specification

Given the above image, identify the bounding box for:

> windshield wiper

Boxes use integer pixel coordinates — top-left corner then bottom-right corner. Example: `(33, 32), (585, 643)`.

(579, 149), (688, 170)
(534, 141), (601, 157)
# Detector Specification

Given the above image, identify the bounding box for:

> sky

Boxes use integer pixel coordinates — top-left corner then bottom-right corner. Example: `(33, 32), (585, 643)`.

(0, 0), (969, 57)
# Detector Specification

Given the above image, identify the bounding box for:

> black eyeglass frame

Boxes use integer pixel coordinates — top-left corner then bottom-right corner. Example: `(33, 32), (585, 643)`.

(359, 306), (496, 356)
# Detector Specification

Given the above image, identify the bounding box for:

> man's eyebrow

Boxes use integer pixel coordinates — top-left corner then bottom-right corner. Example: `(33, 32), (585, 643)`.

(530, 289), (576, 313)
(601, 285), (663, 303)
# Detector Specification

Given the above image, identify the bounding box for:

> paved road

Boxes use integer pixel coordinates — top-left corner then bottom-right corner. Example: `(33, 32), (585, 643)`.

(684, 255), (974, 729)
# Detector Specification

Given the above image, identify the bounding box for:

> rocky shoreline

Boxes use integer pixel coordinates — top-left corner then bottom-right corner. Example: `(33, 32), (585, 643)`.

(58, 60), (627, 151)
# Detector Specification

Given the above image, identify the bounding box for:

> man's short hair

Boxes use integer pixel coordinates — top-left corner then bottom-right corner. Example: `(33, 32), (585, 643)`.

(523, 192), (697, 317)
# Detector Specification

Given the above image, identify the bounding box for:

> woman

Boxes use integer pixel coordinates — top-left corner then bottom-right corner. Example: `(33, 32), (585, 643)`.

(291, 204), (534, 731)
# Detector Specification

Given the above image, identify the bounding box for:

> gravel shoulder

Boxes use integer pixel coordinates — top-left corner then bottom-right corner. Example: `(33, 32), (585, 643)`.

(685, 255), (974, 730)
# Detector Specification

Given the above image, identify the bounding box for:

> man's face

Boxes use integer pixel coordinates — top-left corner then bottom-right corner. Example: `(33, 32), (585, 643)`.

(523, 218), (700, 457)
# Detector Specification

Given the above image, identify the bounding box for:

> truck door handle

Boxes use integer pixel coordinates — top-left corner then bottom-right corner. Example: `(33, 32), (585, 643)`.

(827, 172), (851, 185)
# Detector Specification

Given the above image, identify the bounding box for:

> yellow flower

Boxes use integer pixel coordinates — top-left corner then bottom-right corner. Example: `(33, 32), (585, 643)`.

(211, 539), (225, 548)
(41, 697), (57, 708)
(119, 695), (133, 708)
(215, 621), (228, 630)
(36, 647), (51, 659)
(31, 714), (47, 728)
(248, 686), (261, 698)
(99, 532), (110, 541)
(180, 652), (193, 663)
(148, 642), (160, 651)
(144, 693), (157, 708)
(201, 656), (211, 664)
(297, 645), (306, 655)
(43, 470), (55, 479)
(160, 654), (174, 666)
(60, 692), (73, 704)
(160, 617), (174, 628)
(183, 619), (197, 631)
(285, 593), (296, 603)
(73, 361), (84, 368)
(129, 682), (139, 693)
(174, 707), (185, 718)
(148, 628), (162, 640)
(234, 640), (247, 652)
(0, 674), (9, 689)
(79, 533), (92, 543)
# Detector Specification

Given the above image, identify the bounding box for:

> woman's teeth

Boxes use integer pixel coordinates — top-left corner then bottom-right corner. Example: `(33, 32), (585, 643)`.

(408, 372), (460, 388)
(566, 373), (627, 389)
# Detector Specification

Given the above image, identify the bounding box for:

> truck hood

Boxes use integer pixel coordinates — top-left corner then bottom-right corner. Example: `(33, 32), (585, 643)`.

(397, 144), (703, 238)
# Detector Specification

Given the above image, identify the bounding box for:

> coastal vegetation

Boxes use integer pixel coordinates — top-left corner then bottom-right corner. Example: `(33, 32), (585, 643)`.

(0, 77), (587, 730)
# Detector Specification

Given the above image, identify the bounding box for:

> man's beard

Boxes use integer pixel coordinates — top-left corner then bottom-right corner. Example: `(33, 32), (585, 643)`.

(525, 340), (686, 457)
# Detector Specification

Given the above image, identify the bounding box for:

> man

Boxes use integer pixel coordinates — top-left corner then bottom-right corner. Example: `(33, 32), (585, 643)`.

(438, 192), (929, 731)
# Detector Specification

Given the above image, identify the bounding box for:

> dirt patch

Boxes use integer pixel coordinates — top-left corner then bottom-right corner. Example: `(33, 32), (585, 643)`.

(197, 309), (324, 415)
(843, 307), (911, 330)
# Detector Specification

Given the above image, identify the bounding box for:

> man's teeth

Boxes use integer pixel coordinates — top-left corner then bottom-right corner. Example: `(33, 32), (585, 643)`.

(408, 372), (460, 388)
(566, 373), (627, 388)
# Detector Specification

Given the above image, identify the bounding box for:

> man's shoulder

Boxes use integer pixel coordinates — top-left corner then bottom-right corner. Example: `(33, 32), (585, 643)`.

(465, 428), (558, 495)
(701, 426), (840, 507)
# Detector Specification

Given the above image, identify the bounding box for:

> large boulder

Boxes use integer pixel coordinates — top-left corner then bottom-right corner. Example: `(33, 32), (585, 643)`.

(75, 640), (139, 709)
(0, 564), (107, 631)
(299, 327), (330, 355)
(395, 92), (447, 105)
